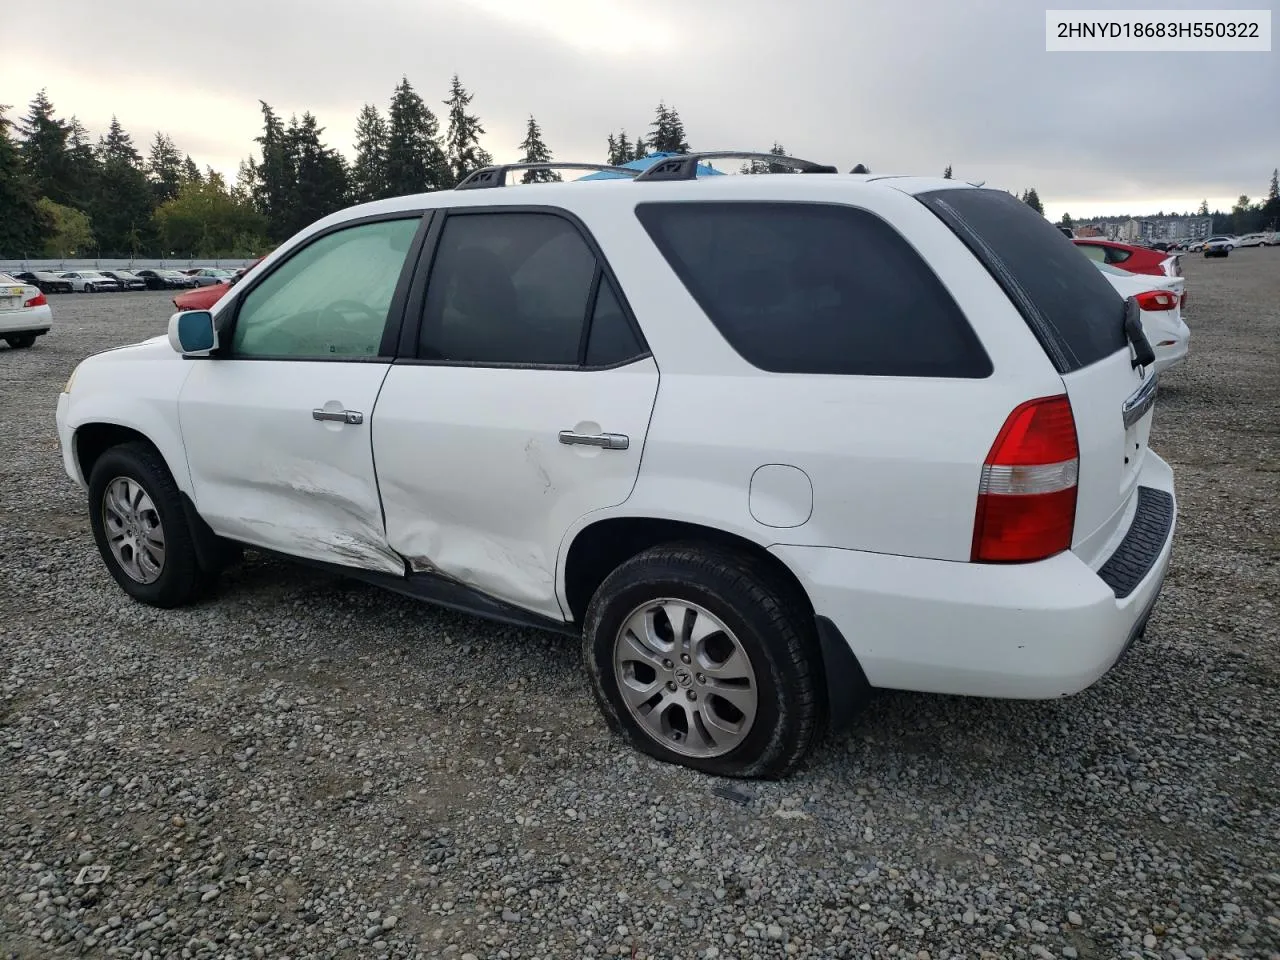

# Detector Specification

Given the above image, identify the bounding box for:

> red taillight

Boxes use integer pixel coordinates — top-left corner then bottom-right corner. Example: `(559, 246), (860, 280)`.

(1135, 290), (1178, 311)
(972, 396), (1079, 564)
(24, 291), (47, 307)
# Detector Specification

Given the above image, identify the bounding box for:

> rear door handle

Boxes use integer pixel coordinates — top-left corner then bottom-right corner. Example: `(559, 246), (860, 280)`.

(312, 408), (364, 425)
(559, 430), (629, 451)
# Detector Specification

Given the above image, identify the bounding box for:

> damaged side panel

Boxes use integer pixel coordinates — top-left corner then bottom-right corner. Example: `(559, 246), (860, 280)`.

(178, 359), (404, 575)
(372, 360), (661, 621)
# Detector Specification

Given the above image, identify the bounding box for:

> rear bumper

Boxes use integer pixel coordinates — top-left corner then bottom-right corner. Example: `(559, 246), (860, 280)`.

(773, 452), (1176, 701)
(0, 304), (53, 335)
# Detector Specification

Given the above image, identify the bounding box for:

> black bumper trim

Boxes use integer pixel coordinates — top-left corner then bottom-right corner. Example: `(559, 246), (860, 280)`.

(1097, 486), (1174, 599)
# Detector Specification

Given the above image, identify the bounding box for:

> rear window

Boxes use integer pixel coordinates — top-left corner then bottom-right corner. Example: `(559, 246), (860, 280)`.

(919, 188), (1126, 373)
(635, 201), (991, 378)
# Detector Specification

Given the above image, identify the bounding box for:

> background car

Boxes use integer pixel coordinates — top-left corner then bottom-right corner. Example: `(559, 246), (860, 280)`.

(183, 268), (234, 287)
(13, 271), (73, 294)
(1203, 236), (1235, 258)
(1236, 233), (1269, 247)
(1092, 261), (1189, 374)
(1072, 238), (1181, 277)
(60, 271), (121, 292)
(101, 270), (147, 291)
(136, 269), (197, 290)
(0, 273), (53, 349)
(172, 258), (263, 311)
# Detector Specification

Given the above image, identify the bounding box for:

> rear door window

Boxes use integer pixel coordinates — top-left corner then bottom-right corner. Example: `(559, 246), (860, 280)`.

(919, 188), (1126, 373)
(635, 201), (991, 378)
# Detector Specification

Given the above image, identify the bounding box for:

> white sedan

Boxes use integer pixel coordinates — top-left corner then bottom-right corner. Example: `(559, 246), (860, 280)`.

(61, 271), (122, 292)
(1094, 262), (1189, 374)
(0, 273), (53, 349)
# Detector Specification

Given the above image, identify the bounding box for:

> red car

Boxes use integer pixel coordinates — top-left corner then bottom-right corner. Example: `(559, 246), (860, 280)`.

(172, 259), (264, 311)
(1072, 238), (1181, 278)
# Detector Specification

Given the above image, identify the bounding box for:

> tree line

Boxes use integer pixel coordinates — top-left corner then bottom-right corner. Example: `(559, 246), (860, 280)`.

(0, 82), (715, 259)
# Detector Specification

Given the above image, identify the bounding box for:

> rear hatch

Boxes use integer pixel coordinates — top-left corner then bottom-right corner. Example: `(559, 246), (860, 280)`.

(917, 187), (1156, 567)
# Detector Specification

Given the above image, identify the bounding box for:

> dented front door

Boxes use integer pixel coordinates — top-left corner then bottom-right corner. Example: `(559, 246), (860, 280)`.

(179, 360), (403, 574)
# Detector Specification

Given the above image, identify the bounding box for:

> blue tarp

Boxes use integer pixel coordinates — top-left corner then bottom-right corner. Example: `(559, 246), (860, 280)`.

(576, 152), (728, 181)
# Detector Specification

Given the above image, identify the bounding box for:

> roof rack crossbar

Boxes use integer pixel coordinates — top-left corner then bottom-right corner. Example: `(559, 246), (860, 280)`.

(632, 151), (838, 182)
(455, 162), (641, 190)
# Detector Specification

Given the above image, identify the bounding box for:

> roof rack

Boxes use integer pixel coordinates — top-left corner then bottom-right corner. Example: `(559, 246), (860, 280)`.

(633, 151), (838, 182)
(455, 162), (640, 190)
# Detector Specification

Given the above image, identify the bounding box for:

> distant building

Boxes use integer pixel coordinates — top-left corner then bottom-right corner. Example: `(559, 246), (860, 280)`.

(1072, 215), (1212, 242)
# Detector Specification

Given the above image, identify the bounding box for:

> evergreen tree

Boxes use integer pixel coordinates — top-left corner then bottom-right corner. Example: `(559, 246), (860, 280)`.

(17, 89), (73, 204)
(0, 105), (48, 256)
(147, 132), (184, 204)
(385, 77), (448, 197)
(92, 117), (154, 255)
(517, 115), (559, 183)
(351, 103), (390, 202)
(444, 74), (493, 185)
(1268, 169), (1279, 202)
(1021, 187), (1044, 215)
(286, 112), (349, 236)
(64, 117), (98, 209)
(252, 102), (293, 240)
(1061, 212), (1074, 229)
(1197, 198), (1210, 216)
(607, 130), (636, 166)
(647, 101), (689, 154)
(943, 164), (952, 179)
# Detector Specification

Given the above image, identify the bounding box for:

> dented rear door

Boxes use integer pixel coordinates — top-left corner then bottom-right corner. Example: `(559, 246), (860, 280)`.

(372, 207), (658, 620)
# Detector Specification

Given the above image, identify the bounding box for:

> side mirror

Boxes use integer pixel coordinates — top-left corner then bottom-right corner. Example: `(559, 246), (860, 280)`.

(167, 310), (219, 357)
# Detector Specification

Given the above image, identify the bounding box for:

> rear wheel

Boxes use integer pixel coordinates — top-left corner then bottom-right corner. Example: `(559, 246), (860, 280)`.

(4, 334), (36, 349)
(583, 543), (825, 779)
(87, 441), (214, 608)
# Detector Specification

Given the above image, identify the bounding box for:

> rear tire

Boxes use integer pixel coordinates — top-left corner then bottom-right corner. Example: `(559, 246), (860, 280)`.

(87, 441), (214, 608)
(583, 542), (825, 779)
(4, 334), (37, 349)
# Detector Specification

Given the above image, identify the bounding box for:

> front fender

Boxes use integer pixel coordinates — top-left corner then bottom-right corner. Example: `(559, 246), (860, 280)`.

(60, 348), (197, 496)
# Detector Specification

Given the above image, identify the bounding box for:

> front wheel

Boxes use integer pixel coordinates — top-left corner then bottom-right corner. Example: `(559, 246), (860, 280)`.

(87, 441), (214, 608)
(583, 543), (826, 779)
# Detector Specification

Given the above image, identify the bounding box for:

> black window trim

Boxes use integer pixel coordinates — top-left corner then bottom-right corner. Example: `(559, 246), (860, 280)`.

(634, 198), (994, 380)
(394, 204), (652, 372)
(210, 209), (434, 364)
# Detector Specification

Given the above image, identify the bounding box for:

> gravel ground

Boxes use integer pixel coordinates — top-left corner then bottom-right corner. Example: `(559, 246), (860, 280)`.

(2, 251), (1278, 960)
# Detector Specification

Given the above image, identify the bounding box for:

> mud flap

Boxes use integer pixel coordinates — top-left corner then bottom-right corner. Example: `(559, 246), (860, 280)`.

(815, 616), (872, 732)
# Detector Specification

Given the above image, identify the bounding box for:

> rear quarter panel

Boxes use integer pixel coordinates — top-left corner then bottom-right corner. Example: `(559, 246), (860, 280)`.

(554, 180), (1065, 565)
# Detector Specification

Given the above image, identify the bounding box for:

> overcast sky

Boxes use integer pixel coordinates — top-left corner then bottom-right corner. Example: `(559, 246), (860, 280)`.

(7, 0), (1277, 221)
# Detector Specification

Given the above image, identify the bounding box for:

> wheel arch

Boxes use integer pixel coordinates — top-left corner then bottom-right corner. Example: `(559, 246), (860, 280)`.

(560, 514), (870, 732)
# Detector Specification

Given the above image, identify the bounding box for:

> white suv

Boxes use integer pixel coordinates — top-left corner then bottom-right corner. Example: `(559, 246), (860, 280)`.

(56, 153), (1177, 778)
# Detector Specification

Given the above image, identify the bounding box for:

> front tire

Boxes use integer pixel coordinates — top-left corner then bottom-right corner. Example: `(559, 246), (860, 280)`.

(87, 441), (213, 608)
(583, 543), (825, 779)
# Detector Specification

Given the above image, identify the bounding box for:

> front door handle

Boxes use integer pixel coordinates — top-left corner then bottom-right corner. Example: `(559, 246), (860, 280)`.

(559, 430), (629, 451)
(312, 408), (364, 425)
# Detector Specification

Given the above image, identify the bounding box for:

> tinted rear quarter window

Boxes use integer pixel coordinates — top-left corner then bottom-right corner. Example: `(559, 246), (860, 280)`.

(635, 201), (992, 378)
(919, 188), (1126, 373)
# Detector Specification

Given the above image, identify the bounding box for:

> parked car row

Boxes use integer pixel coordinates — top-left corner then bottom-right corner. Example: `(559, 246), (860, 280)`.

(1165, 232), (1277, 254)
(10, 266), (249, 294)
